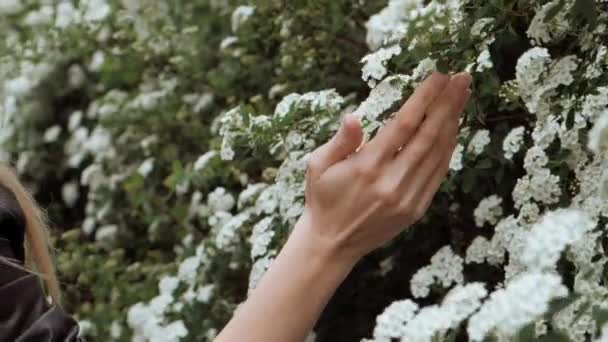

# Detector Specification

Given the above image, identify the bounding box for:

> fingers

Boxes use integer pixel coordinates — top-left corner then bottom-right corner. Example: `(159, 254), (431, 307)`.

(400, 88), (471, 223)
(411, 138), (458, 221)
(392, 101), (460, 216)
(307, 114), (363, 180)
(391, 72), (472, 179)
(362, 72), (450, 162)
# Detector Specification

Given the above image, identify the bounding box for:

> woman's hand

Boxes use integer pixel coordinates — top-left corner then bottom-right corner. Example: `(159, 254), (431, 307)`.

(215, 71), (472, 342)
(297, 71), (472, 263)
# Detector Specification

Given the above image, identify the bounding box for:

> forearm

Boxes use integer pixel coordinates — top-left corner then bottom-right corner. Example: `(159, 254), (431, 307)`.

(215, 215), (357, 342)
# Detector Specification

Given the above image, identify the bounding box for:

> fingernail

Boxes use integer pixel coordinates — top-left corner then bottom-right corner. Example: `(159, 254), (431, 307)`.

(455, 72), (472, 88)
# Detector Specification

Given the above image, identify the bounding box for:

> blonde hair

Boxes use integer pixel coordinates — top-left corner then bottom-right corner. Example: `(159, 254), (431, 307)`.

(0, 164), (60, 303)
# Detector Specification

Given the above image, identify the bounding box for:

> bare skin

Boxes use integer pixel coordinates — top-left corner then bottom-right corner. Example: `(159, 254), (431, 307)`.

(215, 71), (473, 342)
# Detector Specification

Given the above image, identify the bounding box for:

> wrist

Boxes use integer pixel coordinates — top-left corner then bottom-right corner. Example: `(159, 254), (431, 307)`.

(291, 210), (360, 273)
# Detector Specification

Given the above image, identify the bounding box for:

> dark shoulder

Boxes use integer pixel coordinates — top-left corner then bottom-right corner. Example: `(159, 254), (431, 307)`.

(0, 184), (25, 262)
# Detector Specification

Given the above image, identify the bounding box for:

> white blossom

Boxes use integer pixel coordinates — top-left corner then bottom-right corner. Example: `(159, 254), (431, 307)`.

(62, 181), (79, 207)
(467, 129), (491, 156)
(474, 195), (503, 227)
(231, 5), (255, 32)
(0, 0), (23, 16)
(56, 1), (80, 28)
(137, 158), (155, 177)
(521, 209), (595, 271)
(411, 246), (464, 298)
(503, 126), (526, 160)
(194, 151), (218, 171)
(361, 45), (402, 87)
(83, 0), (111, 22)
(467, 272), (568, 341)
(372, 299), (419, 340)
(43, 125), (62, 143)
(449, 144), (464, 171)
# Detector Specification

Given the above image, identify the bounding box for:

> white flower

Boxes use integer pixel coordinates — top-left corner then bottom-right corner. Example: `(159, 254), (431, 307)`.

(250, 216), (275, 259)
(467, 272), (568, 341)
(207, 187), (235, 212)
(353, 74), (410, 122)
(449, 144), (464, 171)
(157, 320), (188, 342)
(466, 236), (491, 264)
(178, 256), (201, 284)
(588, 111), (608, 155)
(215, 212), (250, 250)
(196, 284), (215, 303)
(137, 158), (155, 177)
(193, 151), (218, 171)
(78, 319), (97, 337)
(411, 246), (464, 298)
(361, 44), (402, 87)
(503, 126), (525, 160)
(24, 6), (54, 26)
(372, 299), (419, 340)
(62, 181), (79, 207)
(512, 168), (561, 208)
(95, 224), (118, 245)
(43, 125), (62, 143)
(248, 255), (274, 291)
(83, 0), (111, 22)
(0, 0), (23, 16)
(5, 76), (33, 97)
(582, 87), (608, 122)
(476, 49), (493, 72)
(56, 1), (80, 28)
(521, 209), (595, 271)
(467, 129), (491, 156)
(158, 276), (180, 296)
(401, 283), (487, 341)
(365, 0), (416, 50)
(474, 195), (503, 227)
(110, 320), (122, 339)
(89, 51), (105, 72)
(527, 0), (569, 45)
(231, 5), (255, 32)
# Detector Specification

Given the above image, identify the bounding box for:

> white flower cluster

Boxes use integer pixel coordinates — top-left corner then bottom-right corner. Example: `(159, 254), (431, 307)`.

(521, 209), (595, 271)
(467, 129), (491, 156)
(527, 0), (570, 45)
(503, 126), (526, 160)
(467, 272), (567, 341)
(128, 246), (215, 341)
(410, 246), (464, 298)
(473, 195), (503, 227)
(369, 284), (488, 342)
(361, 44), (402, 87)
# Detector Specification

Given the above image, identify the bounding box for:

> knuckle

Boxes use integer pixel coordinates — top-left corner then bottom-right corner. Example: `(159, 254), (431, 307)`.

(412, 205), (427, 222)
(376, 183), (401, 206)
(407, 142), (429, 161)
(354, 162), (379, 181)
(397, 202), (415, 221)
(418, 128), (438, 144)
(396, 118), (416, 133)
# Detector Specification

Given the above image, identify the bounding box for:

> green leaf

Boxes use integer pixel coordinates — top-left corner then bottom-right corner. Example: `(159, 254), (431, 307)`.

(476, 158), (493, 169)
(462, 169), (476, 194)
(515, 323), (535, 342)
(592, 306), (608, 330)
(571, 0), (598, 28)
(546, 294), (580, 317)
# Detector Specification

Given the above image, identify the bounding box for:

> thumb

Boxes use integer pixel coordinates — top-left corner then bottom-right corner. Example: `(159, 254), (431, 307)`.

(308, 114), (363, 180)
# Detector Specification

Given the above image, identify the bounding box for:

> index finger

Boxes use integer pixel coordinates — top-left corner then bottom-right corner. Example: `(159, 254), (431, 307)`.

(362, 71), (450, 162)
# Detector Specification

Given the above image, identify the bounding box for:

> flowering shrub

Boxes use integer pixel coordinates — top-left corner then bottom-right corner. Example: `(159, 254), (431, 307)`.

(2, 0), (608, 341)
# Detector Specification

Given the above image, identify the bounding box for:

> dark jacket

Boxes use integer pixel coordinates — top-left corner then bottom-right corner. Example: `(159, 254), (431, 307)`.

(0, 187), (82, 341)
